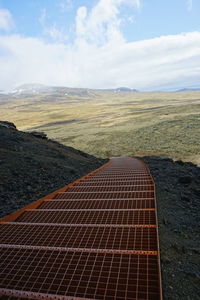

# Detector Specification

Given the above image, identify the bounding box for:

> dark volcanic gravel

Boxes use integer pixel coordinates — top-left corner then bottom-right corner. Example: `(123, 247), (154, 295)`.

(0, 123), (106, 217)
(141, 156), (200, 300)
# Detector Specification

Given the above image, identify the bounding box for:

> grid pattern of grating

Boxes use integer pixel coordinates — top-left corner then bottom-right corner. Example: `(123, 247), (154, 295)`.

(88, 175), (151, 178)
(53, 191), (155, 200)
(83, 177), (151, 182)
(77, 179), (154, 186)
(0, 224), (157, 251)
(16, 210), (156, 225)
(67, 185), (154, 192)
(0, 157), (162, 300)
(0, 248), (160, 300)
(39, 199), (155, 210)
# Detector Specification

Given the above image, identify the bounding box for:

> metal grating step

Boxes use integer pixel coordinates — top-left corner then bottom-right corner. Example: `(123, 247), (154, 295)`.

(39, 199), (155, 210)
(0, 156), (162, 300)
(0, 224), (158, 251)
(82, 176), (151, 181)
(0, 248), (160, 300)
(78, 179), (154, 186)
(53, 191), (155, 200)
(67, 185), (154, 192)
(15, 210), (156, 225)
(88, 174), (151, 178)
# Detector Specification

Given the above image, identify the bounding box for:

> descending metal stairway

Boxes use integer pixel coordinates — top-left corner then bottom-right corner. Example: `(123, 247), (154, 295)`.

(0, 157), (163, 300)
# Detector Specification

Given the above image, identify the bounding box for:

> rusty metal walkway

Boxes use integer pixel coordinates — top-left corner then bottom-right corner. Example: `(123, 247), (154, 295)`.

(0, 157), (162, 300)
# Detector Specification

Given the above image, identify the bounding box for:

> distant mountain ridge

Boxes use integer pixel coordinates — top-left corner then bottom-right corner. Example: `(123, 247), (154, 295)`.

(177, 87), (200, 92)
(115, 87), (138, 92)
(11, 84), (55, 95)
(4, 83), (200, 96)
(7, 84), (139, 96)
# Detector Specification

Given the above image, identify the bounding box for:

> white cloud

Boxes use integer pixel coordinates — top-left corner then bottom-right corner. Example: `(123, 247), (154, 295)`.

(0, 31), (200, 91)
(59, 0), (73, 12)
(187, 0), (193, 11)
(39, 8), (46, 26)
(127, 16), (135, 24)
(0, 1), (200, 91)
(44, 24), (67, 42)
(75, 0), (141, 46)
(39, 8), (67, 42)
(0, 8), (14, 31)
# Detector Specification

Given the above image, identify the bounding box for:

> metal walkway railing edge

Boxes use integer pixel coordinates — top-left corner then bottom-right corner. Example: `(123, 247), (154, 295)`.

(134, 156), (163, 300)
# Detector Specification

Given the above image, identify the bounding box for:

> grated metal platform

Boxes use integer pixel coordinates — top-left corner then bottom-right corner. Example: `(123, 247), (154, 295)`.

(0, 157), (162, 300)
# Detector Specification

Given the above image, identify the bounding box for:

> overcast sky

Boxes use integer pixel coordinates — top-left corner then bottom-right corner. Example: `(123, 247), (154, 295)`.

(0, 0), (200, 91)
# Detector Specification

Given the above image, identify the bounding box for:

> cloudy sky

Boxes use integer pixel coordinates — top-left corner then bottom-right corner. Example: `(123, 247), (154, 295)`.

(0, 0), (200, 91)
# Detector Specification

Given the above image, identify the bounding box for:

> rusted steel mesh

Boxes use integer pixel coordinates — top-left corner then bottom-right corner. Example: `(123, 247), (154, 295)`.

(0, 157), (162, 300)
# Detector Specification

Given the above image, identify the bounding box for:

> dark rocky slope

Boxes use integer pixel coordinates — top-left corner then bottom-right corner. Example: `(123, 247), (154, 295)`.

(141, 156), (200, 300)
(0, 121), (106, 217)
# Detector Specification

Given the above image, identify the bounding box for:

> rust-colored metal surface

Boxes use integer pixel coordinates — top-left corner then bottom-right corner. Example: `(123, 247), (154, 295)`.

(0, 157), (163, 300)
(39, 199), (156, 210)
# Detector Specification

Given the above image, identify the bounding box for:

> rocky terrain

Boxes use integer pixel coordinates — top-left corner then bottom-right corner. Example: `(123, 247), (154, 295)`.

(0, 121), (106, 217)
(0, 121), (199, 299)
(141, 156), (200, 300)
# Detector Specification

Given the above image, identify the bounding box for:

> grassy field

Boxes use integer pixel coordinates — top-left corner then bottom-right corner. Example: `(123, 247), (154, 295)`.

(1, 89), (200, 164)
